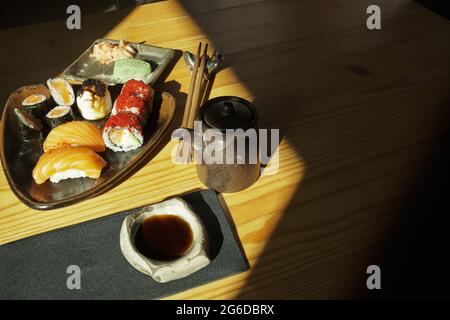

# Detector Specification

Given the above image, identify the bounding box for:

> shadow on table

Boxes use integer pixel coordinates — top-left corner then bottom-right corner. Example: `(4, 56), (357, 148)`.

(176, 0), (450, 298)
(0, 0), (118, 29)
(362, 126), (450, 299)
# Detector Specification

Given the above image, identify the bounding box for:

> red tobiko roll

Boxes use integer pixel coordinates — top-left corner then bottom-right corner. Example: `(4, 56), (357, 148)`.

(121, 79), (152, 102)
(114, 93), (146, 117)
(104, 112), (143, 132)
(103, 112), (144, 152)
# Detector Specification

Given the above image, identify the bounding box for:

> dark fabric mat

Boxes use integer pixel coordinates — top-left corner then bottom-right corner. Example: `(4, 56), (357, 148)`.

(0, 189), (249, 299)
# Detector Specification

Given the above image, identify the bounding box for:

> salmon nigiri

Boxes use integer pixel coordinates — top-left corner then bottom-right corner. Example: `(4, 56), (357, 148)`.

(32, 146), (107, 184)
(43, 121), (105, 152)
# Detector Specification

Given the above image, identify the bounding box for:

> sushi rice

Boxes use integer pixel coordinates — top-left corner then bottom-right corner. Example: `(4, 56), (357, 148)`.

(103, 125), (143, 152)
(103, 113), (144, 152)
(47, 78), (75, 106)
(32, 146), (106, 185)
(45, 106), (74, 128)
(22, 93), (49, 118)
(76, 79), (112, 120)
(50, 169), (88, 183)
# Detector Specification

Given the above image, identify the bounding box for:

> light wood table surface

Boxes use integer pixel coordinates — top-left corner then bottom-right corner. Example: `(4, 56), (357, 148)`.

(0, 0), (449, 299)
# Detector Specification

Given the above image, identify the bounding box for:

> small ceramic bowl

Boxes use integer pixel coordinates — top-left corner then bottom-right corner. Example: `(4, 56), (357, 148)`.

(120, 197), (210, 283)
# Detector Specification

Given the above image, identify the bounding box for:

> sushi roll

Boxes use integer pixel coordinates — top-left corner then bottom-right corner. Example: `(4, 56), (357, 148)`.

(14, 108), (43, 142)
(121, 79), (153, 103)
(103, 113), (144, 152)
(76, 79), (112, 120)
(47, 78), (75, 106)
(21, 93), (49, 118)
(43, 121), (105, 153)
(32, 146), (107, 184)
(111, 93), (147, 118)
(112, 80), (154, 118)
(45, 106), (75, 128)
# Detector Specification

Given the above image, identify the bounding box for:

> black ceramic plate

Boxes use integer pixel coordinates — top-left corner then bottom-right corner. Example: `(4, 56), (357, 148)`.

(0, 84), (177, 210)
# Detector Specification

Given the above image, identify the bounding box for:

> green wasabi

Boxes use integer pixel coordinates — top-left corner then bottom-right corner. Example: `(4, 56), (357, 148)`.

(113, 58), (152, 82)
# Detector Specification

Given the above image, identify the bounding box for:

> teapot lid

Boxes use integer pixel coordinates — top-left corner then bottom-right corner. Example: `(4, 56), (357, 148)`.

(199, 96), (258, 131)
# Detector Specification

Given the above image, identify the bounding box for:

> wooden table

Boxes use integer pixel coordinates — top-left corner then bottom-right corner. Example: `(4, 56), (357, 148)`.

(1, 0), (449, 299)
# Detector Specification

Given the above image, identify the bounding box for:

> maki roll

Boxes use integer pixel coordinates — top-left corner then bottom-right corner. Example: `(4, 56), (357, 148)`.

(112, 79), (153, 118)
(47, 78), (75, 106)
(104, 79), (152, 152)
(121, 79), (153, 103)
(14, 108), (44, 142)
(45, 106), (75, 128)
(22, 94), (49, 118)
(76, 79), (112, 120)
(103, 113), (144, 152)
(111, 93), (147, 118)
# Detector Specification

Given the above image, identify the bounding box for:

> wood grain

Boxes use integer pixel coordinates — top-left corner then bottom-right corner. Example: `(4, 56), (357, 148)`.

(0, 0), (449, 299)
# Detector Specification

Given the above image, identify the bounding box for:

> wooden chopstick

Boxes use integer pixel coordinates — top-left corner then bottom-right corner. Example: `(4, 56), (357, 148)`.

(181, 42), (202, 128)
(177, 42), (209, 163)
(201, 49), (217, 107)
(187, 43), (208, 128)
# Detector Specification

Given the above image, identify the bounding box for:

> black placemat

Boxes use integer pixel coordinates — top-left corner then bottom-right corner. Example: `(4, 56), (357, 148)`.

(0, 189), (249, 299)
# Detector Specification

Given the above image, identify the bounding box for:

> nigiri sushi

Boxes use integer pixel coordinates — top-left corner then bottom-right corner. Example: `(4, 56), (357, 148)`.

(32, 147), (107, 184)
(43, 121), (105, 152)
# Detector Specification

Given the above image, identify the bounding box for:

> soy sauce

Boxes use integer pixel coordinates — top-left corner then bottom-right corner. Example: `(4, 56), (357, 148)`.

(134, 215), (193, 261)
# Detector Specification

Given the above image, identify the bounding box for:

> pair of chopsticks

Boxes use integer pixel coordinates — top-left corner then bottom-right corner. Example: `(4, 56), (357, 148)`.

(181, 42), (209, 129)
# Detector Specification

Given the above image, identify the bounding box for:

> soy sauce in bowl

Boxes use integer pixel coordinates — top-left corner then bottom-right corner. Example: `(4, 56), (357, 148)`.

(134, 214), (193, 261)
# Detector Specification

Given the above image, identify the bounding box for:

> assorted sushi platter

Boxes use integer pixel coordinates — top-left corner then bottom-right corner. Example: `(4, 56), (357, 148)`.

(62, 39), (175, 86)
(0, 76), (177, 209)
